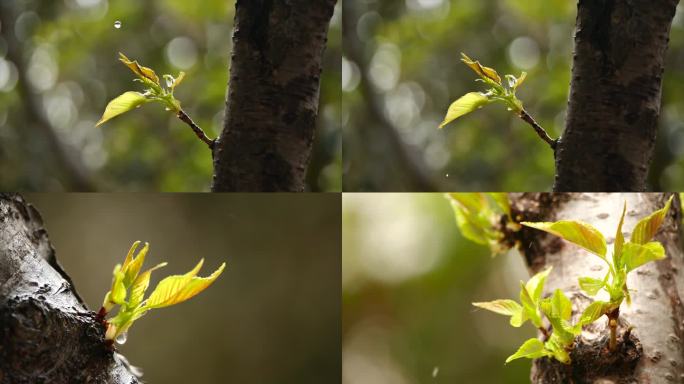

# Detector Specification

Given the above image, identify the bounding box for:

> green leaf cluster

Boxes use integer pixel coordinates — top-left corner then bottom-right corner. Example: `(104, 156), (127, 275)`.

(102, 241), (226, 342)
(471, 196), (674, 365)
(522, 196), (672, 314)
(96, 53), (186, 126)
(439, 53), (527, 129)
(474, 268), (593, 364)
(445, 193), (518, 253)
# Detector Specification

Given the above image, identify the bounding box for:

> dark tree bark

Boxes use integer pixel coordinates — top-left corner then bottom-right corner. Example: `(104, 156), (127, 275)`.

(0, 194), (139, 383)
(211, 0), (337, 192)
(554, 0), (679, 191)
(508, 193), (684, 383)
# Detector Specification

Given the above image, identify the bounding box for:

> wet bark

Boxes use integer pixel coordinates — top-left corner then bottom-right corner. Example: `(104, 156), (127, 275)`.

(554, 0), (679, 191)
(0, 194), (139, 383)
(211, 0), (337, 192)
(510, 193), (684, 383)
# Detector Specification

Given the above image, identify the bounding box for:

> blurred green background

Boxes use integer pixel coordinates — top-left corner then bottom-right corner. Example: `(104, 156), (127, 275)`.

(0, 0), (341, 191)
(343, 0), (684, 191)
(25, 193), (341, 383)
(343, 193), (534, 383)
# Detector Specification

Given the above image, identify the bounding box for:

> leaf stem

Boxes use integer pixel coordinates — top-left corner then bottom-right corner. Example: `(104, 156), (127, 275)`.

(519, 109), (558, 150)
(176, 109), (216, 150)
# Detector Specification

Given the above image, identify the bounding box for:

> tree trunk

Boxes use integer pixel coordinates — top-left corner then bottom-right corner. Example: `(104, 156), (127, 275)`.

(509, 193), (684, 383)
(0, 194), (139, 383)
(211, 0), (337, 192)
(554, 0), (679, 192)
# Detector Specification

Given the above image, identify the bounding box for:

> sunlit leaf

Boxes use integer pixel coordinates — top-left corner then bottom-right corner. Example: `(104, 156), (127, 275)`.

(172, 71), (186, 90)
(145, 260), (225, 309)
(521, 221), (607, 258)
(514, 72), (527, 90)
(460, 52), (502, 84)
(544, 335), (570, 364)
(489, 193), (511, 216)
(520, 281), (541, 328)
(119, 52), (160, 85)
(162, 262), (226, 305)
(579, 300), (608, 326)
(144, 259), (204, 308)
(505, 338), (546, 363)
(578, 276), (605, 296)
(630, 195), (673, 244)
(622, 241), (666, 272)
(446, 194), (496, 245)
(613, 202), (627, 268)
(122, 242), (149, 288)
(111, 266), (127, 305)
(128, 262), (167, 309)
(439, 92), (490, 129)
(96, 91), (149, 126)
(525, 267), (552, 303)
(472, 299), (521, 316)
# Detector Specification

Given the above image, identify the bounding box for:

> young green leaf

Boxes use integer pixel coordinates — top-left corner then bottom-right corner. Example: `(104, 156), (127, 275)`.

(520, 281), (542, 328)
(621, 241), (666, 273)
(521, 221), (607, 258)
(525, 267), (552, 304)
(144, 259), (226, 309)
(128, 262), (167, 309)
(613, 202), (627, 269)
(119, 52), (160, 85)
(489, 193), (511, 217)
(505, 338), (546, 363)
(96, 91), (149, 127)
(439, 92), (490, 128)
(461, 52), (501, 84)
(578, 276), (605, 296)
(544, 335), (571, 364)
(513, 72), (527, 91)
(630, 195), (673, 245)
(472, 299), (525, 327)
(579, 300), (609, 326)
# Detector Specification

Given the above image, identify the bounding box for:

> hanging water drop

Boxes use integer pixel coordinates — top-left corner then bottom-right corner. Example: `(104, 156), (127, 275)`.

(114, 21), (122, 29)
(165, 76), (174, 88)
(115, 332), (128, 345)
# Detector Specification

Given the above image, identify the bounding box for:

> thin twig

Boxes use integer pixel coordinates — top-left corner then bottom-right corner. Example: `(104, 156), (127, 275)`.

(176, 109), (216, 150)
(519, 109), (558, 150)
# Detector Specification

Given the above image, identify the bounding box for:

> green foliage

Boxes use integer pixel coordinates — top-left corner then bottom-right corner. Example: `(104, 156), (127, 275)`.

(439, 53), (527, 129)
(97, 53), (186, 127)
(445, 193), (518, 253)
(474, 268), (580, 364)
(102, 241), (225, 342)
(522, 196), (672, 329)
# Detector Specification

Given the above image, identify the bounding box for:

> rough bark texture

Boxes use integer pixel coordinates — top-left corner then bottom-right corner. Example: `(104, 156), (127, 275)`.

(211, 0), (337, 192)
(554, 0), (679, 192)
(509, 193), (684, 383)
(0, 194), (139, 383)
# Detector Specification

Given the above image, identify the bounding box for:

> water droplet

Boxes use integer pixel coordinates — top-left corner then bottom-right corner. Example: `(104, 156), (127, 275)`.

(164, 107), (171, 111)
(432, 367), (439, 378)
(445, 173), (449, 178)
(115, 332), (128, 345)
(165, 77), (174, 88)
(114, 21), (122, 29)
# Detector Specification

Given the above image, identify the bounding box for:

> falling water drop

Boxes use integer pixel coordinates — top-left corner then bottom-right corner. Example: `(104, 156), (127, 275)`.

(115, 332), (128, 345)
(445, 173), (449, 178)
(432, 367), (439, 378)
(114, 20), (122, 29)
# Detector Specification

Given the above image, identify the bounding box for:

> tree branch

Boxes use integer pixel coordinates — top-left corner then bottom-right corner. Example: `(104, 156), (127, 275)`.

(176, 109), (215, 150)
(0, 194), (140, 383)
(519, 109), (558, 150)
